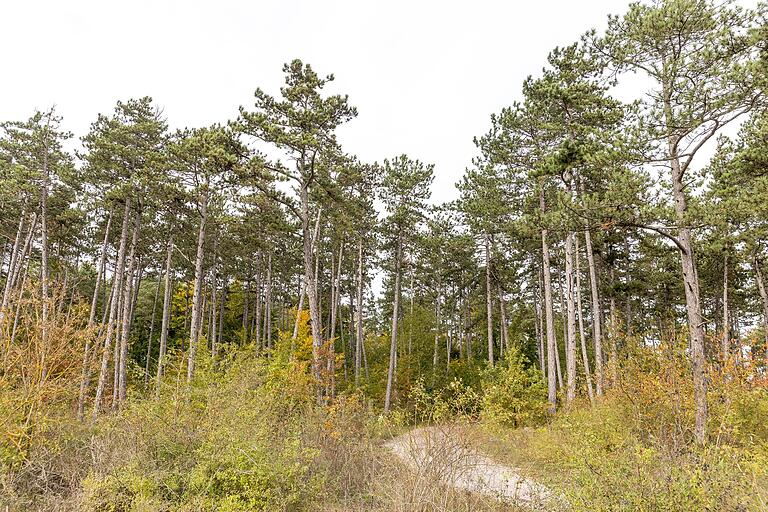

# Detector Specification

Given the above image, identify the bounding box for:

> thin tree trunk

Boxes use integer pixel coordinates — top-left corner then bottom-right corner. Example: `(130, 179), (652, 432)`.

(498, 286), (509, 357)
(408, 268), (414, 357)
(217, 280), (226, 356)
(156, 236), (173, 393)
(39, 148), (50, 382)
(78, 209), (114, 417)
(540, 186), (557, 413)
(9, 254), (31, 347)
(210, 274), (218, 358)
(266, 252), (272, 349)
(327, 245), (342, 395)
(93, 197), (132, 419)
(565, 221), (577, 407)
(433, 289), (441, 369)
(722, 252), (730, 362)
(608, 266), (618, 387)
(535, 267), (546, 378)
(575, 233), (595, 404)
(243, 277), (250, 343)
(355, 239), (364, 387)
(0, 207), (27, 328)
(144, 271), (162, 386)
(117, 214), (140, 403)
(293, 281), (306, 340)
(187, 189), (208, 382)
(583, 219), (604, 397)
(254, 263), (262, 350)
(753, 256), (768, 361)
(384, 235), (403, 412)
(485, 232), (494, 366)
(301, 189), (323, 401)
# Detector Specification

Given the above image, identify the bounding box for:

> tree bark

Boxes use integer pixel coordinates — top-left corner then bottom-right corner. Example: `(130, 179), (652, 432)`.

(187, 188), (209, 382)
(584, 223), (604, 397)
(77, 209), (113, 418)
(485, 232), (494, 366)
(565, 220), (577, 407)
(155, 235), (174, 393)
(93, 197), (132, 419)
(535, 269), (546, 379)
(722, 252), (730, 362)
(433, 289), (441, 369)
(575, 233), (595, 404)
(40, 147), (50, 382)
(540, 185), (558, 413)
(0, 207), (27, 329)
(118, 214), (141, 403)
(144, 271), (162, 386)
(355, 239), (364, 387)
(753, 256), (768, 362)
(384, 235), (403, 412)
(498, 286), (509, 358)
(300, 187), (323, 401)
(265, 252), (273, 349)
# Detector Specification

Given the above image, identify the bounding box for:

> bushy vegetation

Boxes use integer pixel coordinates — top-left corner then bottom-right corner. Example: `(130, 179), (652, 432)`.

(475, 341), (768, 512)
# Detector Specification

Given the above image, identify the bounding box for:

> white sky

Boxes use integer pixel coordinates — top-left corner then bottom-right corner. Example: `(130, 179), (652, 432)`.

(0, 0), (757, 205)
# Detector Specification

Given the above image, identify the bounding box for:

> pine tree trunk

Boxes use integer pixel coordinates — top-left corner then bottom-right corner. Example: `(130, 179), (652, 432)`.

(144, 271), (162, 386)
(210, 273), (218, 358)
(666, 150), (707, 443)
(242, 277), (250, 343)
(156, 236), (173, 393)
(93, 197), (132, 419)
(300, 187), (323, 401)
(355, 239), (364, 387)
(608, 266), (618, 387)
(433, 289), (441, 369)
(266, 252), (273, 349)
(79, 209), (113, 417)
(659, 84), (708, 443)
(39, 150), (51, 382)
(722, 252), (730, 362)
(753, 256), (768, 362)
(498, 286), (509, 357)
(187, 188), (209, 383)
(540, 186), (557, 413)
(575, 233), (595, 404)
(535, 268), (546, 379)
(254, 263), (262, 350)
(485, 233), (494, 366)
(384, 235), (403, 412)
(118, 215), (140, 403)
(584, 224), (604, 397)
(0, 208), (27, 328)
(565, 225), (577, 407)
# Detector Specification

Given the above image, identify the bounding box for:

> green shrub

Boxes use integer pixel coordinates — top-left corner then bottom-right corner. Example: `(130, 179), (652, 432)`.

(480, 346), (548, 428)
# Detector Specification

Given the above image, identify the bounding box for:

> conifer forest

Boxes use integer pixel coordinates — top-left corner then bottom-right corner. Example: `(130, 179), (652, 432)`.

(2, 1), (768, 510)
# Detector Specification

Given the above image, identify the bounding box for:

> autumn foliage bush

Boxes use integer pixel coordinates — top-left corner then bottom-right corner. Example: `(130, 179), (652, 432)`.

(487, 338), (768, 512)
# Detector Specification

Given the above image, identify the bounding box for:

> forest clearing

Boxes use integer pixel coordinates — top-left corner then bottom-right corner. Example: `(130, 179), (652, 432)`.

(1, 0), (768, 510)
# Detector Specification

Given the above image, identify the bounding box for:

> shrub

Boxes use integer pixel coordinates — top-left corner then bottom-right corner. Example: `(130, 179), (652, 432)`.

(481, 346), (548, 428)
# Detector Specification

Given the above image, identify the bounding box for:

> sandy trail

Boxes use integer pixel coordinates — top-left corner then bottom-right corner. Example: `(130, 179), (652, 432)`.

(385, 426), (557, 509)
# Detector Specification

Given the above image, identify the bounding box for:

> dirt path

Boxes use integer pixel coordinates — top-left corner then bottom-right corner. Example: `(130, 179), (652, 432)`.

(385, 425), (557, 509)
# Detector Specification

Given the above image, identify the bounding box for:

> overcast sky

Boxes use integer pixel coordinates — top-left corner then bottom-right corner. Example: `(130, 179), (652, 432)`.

(0, 0), (756, 204)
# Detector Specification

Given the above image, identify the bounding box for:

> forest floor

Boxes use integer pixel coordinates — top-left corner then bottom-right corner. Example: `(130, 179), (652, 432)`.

(385, 425), (558, 510)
